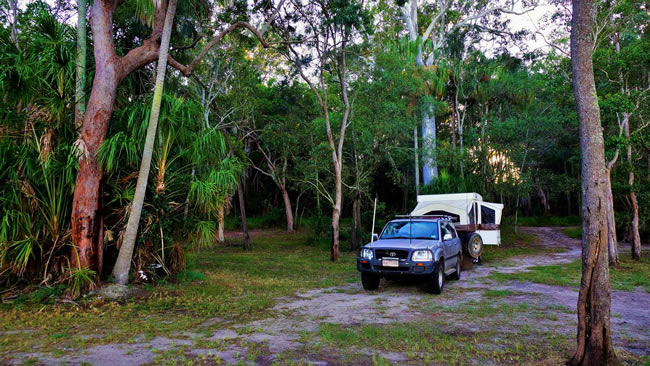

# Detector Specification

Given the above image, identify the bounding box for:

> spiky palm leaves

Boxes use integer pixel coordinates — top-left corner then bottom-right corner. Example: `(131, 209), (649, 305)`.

(0, 9), (78, 285)
(97, 93), (242, 279)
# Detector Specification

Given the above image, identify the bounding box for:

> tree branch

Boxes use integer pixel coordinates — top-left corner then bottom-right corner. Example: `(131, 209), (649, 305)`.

(169, 22), (268, 76)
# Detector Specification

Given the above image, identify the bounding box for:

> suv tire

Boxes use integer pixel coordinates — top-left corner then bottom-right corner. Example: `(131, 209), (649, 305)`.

(361, 273), (380, 291)
(424, 261), (444, 294)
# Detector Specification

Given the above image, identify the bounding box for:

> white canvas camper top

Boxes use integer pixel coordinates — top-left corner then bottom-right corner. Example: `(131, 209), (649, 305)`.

(410, 193), (504, 245)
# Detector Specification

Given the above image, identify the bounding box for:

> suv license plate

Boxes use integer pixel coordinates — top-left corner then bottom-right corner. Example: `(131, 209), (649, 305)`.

(383, 259), (399, 267)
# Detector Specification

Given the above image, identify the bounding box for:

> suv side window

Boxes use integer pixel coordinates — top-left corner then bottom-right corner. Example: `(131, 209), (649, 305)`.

(447, 222), (458, 238)
(441, 222), (450, 240)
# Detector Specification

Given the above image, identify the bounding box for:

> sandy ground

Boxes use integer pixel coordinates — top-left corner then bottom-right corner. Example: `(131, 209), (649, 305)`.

(6, 227), (649, 365)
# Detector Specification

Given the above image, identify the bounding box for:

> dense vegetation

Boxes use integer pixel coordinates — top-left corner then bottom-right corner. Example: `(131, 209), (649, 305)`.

(0, 0), (647, 293)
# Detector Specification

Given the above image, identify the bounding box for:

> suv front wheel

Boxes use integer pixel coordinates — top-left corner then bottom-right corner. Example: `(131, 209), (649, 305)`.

(423, 260), (444, 294)
(361, 273), (380, 291)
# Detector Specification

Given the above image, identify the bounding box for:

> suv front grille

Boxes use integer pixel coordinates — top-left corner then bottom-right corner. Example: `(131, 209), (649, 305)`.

(375, 249), (409, 260)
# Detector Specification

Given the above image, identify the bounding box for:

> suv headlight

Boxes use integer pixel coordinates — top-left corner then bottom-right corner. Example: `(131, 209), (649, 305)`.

(411, 250), (432, 261)
(360, 248), (374, 260)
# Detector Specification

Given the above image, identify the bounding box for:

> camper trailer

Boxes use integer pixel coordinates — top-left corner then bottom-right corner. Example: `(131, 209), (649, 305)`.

(410, 193), (504, 259)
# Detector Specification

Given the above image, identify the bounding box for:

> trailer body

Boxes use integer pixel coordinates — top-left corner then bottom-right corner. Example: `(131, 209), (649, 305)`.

(410, 193), (504, 245)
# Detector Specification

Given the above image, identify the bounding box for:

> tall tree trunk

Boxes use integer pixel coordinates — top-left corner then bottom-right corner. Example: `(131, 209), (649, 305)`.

(351, 193), (361, 251)
(7, 0), (19, 50)
(71, 2), (122, 271)
(450, 81), (457, 148)
(280, 183), (294, 232)
(236, 182), (250, 250)
(626, 120), (642, 260)
(217, 206), (225, 243)
(414, 127), (419, 196)
(605, 169), (619, 266)
(112, 0), (177, 285)
(421, 106), (438, 184)
(569, 0), (617, 363)
(331, 164), (342, 261)
(75, 0), (87, 131)
(537, 187), (550, 214)
(223, 129), (250, 250)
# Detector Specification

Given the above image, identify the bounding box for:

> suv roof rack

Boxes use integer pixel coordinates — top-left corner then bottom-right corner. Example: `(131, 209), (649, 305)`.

(393, 215), (454, 220)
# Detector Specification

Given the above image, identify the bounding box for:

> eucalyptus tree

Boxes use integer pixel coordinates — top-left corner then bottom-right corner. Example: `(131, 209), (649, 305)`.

(249, 83), (316, 232)
(70, 0), (272, 272)
(395, 0), (536, 185)
(594, 0), (649, 261)
(569, 0), (616, 363)
(75, 0), (87, 130)
(278, 0), (371, 261)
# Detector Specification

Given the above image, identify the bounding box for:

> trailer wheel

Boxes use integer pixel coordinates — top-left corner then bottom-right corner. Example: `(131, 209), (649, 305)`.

(361, 273), (380, 291)
(464, 233), (483, 259)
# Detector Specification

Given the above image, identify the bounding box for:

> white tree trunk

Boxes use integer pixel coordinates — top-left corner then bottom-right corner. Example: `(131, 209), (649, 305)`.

(421, 106), (438, 184)
(112, 0), (177, 285)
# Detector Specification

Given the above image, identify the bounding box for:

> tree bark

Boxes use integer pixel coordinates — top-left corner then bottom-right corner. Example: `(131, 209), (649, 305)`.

(414, 127), (419, 196)
(421, 106), (438, 184)
(537, 186), (550, 214)
(280, 183), (294, 232)
(569, 0), (617, 363)
(112, 0), (177, 285)
(236, 181), (250, 250)
(626, 121), (641, 260)
(605, 169), (619, 266)
(217, 206), (225, 243)
(351, 193), (361, 251)
(223, 129), (250, 250)
(331, 163), (341, 261)
(72, 1), (122, 271)
(75, 0), (87, 131)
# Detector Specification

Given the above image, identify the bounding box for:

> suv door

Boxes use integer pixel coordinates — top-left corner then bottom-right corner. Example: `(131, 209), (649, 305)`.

(441, 221), (459, 269)
(440, 221), (452, 271)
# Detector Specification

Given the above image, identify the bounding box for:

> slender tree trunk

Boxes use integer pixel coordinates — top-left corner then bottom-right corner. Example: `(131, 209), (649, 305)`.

(7, 0), (19, 50)
(626, 121), (641, 260)
(421, 106), (438, 184)
(75, 0), (87, 131)
(351, 193), (361, 251)
(414, 127), (419, 196)
(112, 0), (177, 285)
(280, 183), (294, 232)
(569, 0), (617, 363)
(217, 206), (225, 243)
(450, 81), (457, 148)
(605, 169), (619, 266)
(223, 129), (250, 250)
(331, 164), (342, 261)
(236, 182), (250, 250)
(537, 187), (550, 214)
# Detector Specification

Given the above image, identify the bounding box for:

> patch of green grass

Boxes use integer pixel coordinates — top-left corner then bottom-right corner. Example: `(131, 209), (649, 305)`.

(0, 230), (358, 356)
(481, 225), (564, 263)
(610, 255), (650, 292)
(491, 251), (650, 292)
(483, 289), (513, 297)
(506, 216), (582, 227)
(175, 269), (206, 282)
(317, 321), (571, 364)
(562, 227), (582, 239)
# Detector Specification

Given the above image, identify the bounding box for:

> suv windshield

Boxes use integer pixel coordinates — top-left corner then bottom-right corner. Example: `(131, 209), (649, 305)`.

(380, 221), (439, 240)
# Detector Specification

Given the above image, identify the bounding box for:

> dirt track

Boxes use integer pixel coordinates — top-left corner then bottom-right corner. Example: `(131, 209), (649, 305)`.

(7, 227), (649, 365)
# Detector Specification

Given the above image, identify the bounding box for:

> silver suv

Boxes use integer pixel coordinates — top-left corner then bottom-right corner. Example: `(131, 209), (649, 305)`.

(357, 216), (462, 294)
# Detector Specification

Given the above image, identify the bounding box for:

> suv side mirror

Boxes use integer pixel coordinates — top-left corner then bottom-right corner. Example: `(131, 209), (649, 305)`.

(443, 233), (452, 241)
(372, 233), (379, 242)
